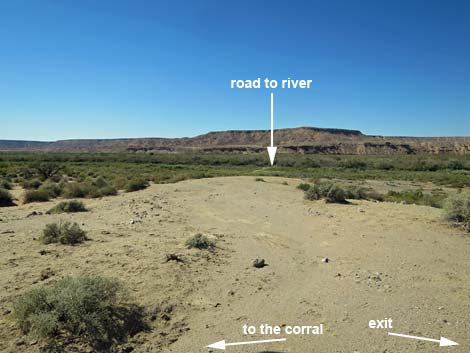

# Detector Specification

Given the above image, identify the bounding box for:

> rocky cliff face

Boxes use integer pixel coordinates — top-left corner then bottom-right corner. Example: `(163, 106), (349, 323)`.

(1, 127), (470, 155)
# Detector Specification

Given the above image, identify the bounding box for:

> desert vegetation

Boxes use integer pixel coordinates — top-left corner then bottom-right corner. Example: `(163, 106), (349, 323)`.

(40, 221), (88, 245)
(185, 233), (216, 250)
(1, 153), (470, 190)
(304, 181), (347, 203)
(125, 178), (150, 192)
(47, 200), (87, 214)
(23, 189), (51, 203)
(0, 188), (14, 206)
(13, 276), (146, 349)
(443, 191), (470, 230)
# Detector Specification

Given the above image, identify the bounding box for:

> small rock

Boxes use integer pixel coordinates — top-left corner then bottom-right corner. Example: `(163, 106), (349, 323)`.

(27, 211), (42, 218)
(253, 258), (267, 268)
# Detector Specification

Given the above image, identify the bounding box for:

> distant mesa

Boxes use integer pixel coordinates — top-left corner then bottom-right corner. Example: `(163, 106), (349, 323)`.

(1, 126), (470, 155)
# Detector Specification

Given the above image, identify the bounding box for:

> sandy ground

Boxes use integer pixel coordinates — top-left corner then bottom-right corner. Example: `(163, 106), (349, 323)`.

(1, 176), (469, 353)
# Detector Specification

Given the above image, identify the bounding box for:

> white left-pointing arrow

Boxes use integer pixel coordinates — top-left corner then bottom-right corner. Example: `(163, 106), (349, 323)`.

(388, 332), (459, 347)
(207, 338), (286, 350)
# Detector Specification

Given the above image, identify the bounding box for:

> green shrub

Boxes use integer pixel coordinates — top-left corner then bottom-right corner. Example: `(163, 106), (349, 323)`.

(63, 183), (88, 198)
(92, 176), (108, 188)
(0, 188), (14, 207)
(125, 179), (149, 192)
(21, 178), (42, 190)
(13, 276), (146, 348)
(0, 179), (12, 190)
(325, 184), (347, 203)
(448, 159), (465, 170)
(40, 222), (87, 245)
(344, 185), (370, 200)
(304, 181), (347, 203)
(39, 181), (64, 198)
(443, 191), (470, 230)
(47, 200), (87, 214)
(296, 183), (311, 191)
(23, 189), (50, 203)
(304, 181), (333, 201)
(185, 233), (215, 250)
(385, 189), (445, 208)
(112, 177), (128, 190)
(97, 185), (118, 197)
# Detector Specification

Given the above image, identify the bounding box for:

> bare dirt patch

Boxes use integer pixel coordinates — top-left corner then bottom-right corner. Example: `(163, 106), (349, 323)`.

(1, 177), (469, 353)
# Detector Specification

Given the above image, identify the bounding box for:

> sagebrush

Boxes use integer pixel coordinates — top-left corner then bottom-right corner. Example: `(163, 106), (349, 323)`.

(47, 200), (87, 214)
(13, 276), (147, 348)
(185, 233), (215, 250)
(443, 191), (470, 230)
(40, 221), (87, 245)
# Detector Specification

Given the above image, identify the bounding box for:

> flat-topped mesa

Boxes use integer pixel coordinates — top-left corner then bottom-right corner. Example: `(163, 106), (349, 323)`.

(191, 127), (365, 146)
(1, 126), (470, 154)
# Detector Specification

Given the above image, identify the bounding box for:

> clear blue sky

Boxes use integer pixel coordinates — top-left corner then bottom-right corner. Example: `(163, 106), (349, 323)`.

(1, 0), (469, 140)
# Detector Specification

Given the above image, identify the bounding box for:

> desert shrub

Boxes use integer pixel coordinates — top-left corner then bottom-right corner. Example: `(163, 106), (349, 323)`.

(39, 181), (64, 198)
(0, 179), (12, 190)
(92, 176), (108, 188)
(443, 191), (470, 230)
(448, 159), (465, 170)
(125, 179), (149, 192)
(0, 188), (14, 207)
(304, 181), (347, 203)
(47, 200), (87, 214)
(21, 178), (42, 190)
(30, 162), (62, 180)
(254, 177), (265, 182)
(340, 159), (368, 170)
(325, 184), (347, 203)
(344, 185), (370, 200)
(185, 233), (215, 250)
(112, 177), (128, 190)
(304, 181), (333, 201)
(297, 183), (311, 191)
(23, 189), (50, 203)
(63, 182), (89, 198)
(97, 185), (118, 196)
(40, 222), (87, 245)
(385, 189), (445, 208)
(13, 276), (147, 348)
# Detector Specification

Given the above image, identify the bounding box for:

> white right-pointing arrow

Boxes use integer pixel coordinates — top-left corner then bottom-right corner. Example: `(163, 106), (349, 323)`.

(388, 332), (459, 347)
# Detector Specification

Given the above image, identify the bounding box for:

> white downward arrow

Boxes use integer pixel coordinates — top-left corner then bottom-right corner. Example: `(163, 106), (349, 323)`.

(207, 338), (286, 350)
(267, 92), (277, 166)
(388, 332), (459, 347)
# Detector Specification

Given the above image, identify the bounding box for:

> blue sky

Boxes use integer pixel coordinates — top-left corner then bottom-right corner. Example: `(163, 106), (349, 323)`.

(1, 0), (469, 140)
